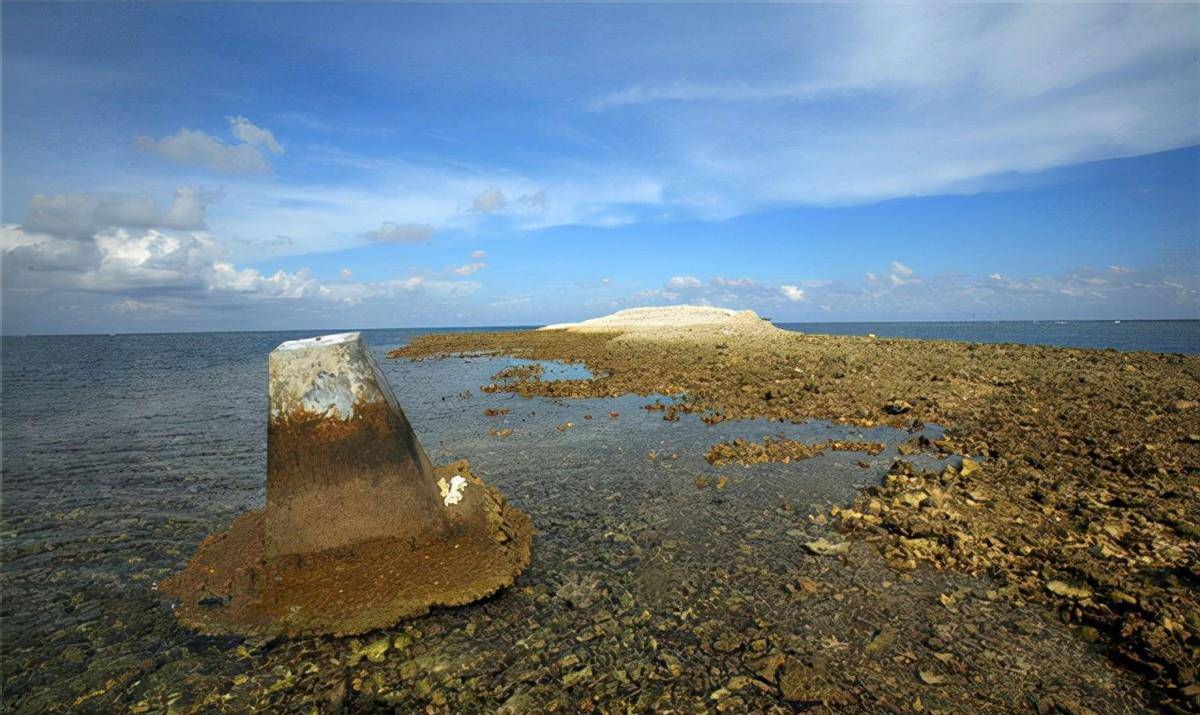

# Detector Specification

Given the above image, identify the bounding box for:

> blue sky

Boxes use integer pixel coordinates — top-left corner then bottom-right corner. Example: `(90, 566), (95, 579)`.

(2, 3), (1198, 333)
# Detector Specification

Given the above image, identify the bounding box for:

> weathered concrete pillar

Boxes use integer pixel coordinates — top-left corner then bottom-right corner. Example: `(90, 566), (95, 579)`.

(265, 332), (447, 558)
(159, 332), (533, 637)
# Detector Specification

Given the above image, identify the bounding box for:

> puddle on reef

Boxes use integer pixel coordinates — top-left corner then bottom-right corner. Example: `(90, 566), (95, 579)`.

(0, 343), (1151, 713)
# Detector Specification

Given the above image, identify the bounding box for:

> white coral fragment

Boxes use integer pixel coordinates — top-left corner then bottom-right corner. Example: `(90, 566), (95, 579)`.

(438, 475), (468, 506)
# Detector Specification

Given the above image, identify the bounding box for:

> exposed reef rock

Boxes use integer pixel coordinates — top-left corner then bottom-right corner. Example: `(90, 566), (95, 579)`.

(390, 308), (1200, 711)
(160, 332), (532, 636)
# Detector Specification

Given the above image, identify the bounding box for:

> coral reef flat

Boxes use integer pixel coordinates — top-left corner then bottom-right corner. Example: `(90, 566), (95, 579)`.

(393, 311), (1200, 711)
(1, 325), (1195, 712)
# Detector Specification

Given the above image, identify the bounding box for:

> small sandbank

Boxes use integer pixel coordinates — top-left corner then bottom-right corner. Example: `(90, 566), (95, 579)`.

(540, 304), (783, 339)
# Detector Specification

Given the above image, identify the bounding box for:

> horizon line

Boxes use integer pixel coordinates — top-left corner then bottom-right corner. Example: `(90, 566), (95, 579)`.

(4, 316), (1198, 339)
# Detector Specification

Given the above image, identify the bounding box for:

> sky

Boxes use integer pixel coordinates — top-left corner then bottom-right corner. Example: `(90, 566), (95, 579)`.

(2, 3), (1198, 334)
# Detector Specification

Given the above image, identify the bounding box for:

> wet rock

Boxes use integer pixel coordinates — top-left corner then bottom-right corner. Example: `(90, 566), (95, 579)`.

(1046, 580), (1092, 600)
(748, 652), (786, 682)
(778, 660), (821, 702)
(804, 539), (849, 556)
(350, 637), (389, 665)
(658, 653), (683, 678)
(394, 319), (1200, 708)
(561, 665), (592, 688)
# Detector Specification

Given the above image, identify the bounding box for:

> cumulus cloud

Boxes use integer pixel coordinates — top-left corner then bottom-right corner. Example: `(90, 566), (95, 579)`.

(1, 186), (482, 332)
(471, 189), (507, 213)
(22, 188), (211, 239)
(1, 221), (482, 331)
(136, 116), (283, 174)
(780, 285), (807, 302)
(451, 262), (486, 276)
(137, 129), (270, 174)
(666, 275), (702, 289)
(361, 222), (432, 244)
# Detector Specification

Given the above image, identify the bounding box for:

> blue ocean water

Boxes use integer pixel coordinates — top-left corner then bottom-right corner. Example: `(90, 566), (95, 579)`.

(775, 319), (1199, 354)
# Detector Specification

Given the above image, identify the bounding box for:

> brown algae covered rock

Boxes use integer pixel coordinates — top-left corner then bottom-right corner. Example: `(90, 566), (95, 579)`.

(159, 332), (532, 636)
(390, 307), (1200, 708)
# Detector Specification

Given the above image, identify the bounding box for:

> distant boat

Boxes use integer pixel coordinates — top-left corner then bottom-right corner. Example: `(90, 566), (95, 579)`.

(1114, 320), (1121, 324)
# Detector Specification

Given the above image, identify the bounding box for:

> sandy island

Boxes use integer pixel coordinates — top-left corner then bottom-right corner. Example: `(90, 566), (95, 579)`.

(393, 304), (1200, 711)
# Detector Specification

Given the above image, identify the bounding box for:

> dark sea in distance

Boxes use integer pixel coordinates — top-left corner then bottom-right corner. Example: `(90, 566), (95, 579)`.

(7, 318), (1195, 353)
(777, 319), (1200, 354)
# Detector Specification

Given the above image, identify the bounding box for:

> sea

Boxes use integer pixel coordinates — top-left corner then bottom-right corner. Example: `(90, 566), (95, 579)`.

(0, 320), (1184, 710)
(775, 319), (1200, 354)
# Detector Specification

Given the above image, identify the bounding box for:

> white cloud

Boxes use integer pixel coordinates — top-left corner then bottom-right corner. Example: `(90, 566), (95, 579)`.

(587, 5), (1199, 210)
(451, 262), (486, 276)
(471, 249), (487, 259)
(22, 188), (211, 239)
(1, 204), (481, 332)
(361, 222), (432, 244)
(136, 116), (283, 174)
(4, 221), (482, 328)
(1109, 265), (1132, 274)
(666, 275), (702, 289)
(471, 189), (507, 213)
(606, 262), (1198, 321)
(780, 285), (807, 302)
(490, 296), (532, 308)
(713, 276), (756, 288)
(889, 261), (920, 286)
(517, 190), (547, 210)
(137, 129), (271, 174)
(340, 267), (352, 279)
(227, 116), (284, 155)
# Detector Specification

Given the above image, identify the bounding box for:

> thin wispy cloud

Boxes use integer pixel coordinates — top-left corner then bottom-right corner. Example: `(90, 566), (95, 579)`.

(361, 222), (432, 244)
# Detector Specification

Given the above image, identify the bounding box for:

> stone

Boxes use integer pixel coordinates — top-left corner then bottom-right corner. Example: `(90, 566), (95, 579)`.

(804, 538), (849, 556)
(159, 332), (534, 636)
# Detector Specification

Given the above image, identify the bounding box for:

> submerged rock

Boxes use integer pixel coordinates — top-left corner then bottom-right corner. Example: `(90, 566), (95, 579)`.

(159, 332), (533, 636)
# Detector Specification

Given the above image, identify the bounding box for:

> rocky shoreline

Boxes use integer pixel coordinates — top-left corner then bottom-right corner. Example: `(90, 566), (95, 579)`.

(392, 318), (1200, 711)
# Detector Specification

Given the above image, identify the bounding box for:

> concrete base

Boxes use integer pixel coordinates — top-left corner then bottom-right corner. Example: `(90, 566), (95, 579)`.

(160, 333), (534, 636)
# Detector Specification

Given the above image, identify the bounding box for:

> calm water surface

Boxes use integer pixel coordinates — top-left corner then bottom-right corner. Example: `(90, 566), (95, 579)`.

(777, 319), (1199, 354)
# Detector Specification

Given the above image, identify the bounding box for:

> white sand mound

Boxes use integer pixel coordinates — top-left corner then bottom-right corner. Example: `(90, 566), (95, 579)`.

(540, 305), (780, 338)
